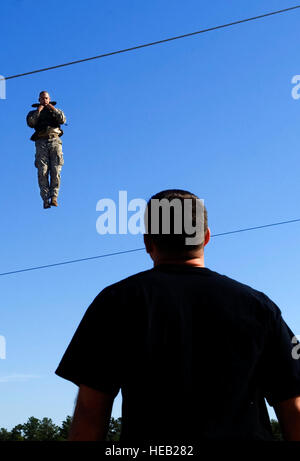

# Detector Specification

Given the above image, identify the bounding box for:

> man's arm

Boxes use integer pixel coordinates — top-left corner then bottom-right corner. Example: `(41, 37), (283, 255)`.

(274, 395), (300, 441)
(68, 384), (115, 441)
(47, 104), (66, 124)
(26, 109), (41, 128)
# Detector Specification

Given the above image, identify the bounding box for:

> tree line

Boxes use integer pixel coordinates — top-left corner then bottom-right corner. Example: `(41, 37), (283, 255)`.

(0, 416), (122, 441)
(0, 417), (282, 441)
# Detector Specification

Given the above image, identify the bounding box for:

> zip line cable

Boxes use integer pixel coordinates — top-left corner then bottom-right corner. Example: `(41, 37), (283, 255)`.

(1, 217), (299, 277)
(1, 5), (300, 82)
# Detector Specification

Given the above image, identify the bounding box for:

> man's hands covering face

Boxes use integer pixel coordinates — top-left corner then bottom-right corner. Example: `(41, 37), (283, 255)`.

(37, 103), (55, 113)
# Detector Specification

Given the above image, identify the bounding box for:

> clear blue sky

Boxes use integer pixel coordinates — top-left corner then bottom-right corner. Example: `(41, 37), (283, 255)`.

(1, 0), (300, 430)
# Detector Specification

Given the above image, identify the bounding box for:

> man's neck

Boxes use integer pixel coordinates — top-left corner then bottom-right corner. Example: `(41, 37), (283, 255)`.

(153, 256), (205, 268)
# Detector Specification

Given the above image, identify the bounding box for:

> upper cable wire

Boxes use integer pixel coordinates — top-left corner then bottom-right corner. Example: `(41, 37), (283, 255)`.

(1, 5), (300, 81)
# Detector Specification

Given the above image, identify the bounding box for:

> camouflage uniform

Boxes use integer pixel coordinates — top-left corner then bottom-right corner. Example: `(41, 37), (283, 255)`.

(26, 107), (66, 202)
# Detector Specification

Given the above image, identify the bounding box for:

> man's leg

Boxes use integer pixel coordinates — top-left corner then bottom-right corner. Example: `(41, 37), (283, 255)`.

(35, 140), (51, 208)
(49, 139), (64, 206)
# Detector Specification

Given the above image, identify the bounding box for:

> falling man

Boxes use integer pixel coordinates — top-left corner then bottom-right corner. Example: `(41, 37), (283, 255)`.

(27, 91), (66, 209)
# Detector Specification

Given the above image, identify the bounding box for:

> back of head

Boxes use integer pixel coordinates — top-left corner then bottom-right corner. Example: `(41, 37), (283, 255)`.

(144, 189), (208, 255)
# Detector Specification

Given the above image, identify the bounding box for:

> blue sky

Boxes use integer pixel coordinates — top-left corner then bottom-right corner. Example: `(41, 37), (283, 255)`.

(1, 0), (300, 430)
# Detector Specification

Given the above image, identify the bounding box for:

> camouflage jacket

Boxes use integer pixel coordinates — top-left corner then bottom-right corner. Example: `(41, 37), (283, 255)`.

(26, 106), (66, 140)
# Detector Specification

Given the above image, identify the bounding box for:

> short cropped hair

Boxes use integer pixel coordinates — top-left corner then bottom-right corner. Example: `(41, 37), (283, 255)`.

(39, 91), (49, 96)
(144, 189), (208, 252)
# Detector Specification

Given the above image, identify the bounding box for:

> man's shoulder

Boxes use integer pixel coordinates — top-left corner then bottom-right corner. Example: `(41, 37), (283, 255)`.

(52, 106), (65, 114)
(89, 269), (155, 312)
(102, 268), (156, 293)
(26, 109), (37, 117)
(209, 269), (280, 314)
(92, 267), (279, 317)
(103, 267), (273, 296)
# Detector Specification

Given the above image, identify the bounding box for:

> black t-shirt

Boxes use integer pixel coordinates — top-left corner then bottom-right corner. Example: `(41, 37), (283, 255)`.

(55, 265), (300, 441)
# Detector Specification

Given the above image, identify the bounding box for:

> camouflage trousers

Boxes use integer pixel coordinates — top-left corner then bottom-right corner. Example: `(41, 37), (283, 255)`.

(34, 138), (64, 201)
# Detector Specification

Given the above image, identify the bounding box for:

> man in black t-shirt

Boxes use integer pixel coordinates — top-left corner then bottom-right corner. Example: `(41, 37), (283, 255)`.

(55, 189), (300, 441)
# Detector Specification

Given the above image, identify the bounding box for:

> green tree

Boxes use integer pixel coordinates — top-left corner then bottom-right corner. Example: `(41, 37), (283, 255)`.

(0, 428), (11, 441)
(22, 416), (41, 441)
(37, 417), (60, 441)
(57, 415), (72, 440)
(9, 424), (24, 441)
(270, 419), (283, 441)
(106, 417), (122, 441)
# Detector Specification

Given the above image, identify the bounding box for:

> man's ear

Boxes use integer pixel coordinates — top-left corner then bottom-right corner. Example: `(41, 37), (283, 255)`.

(204, 227), (211, 247)
(144, 234), (153, 254)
